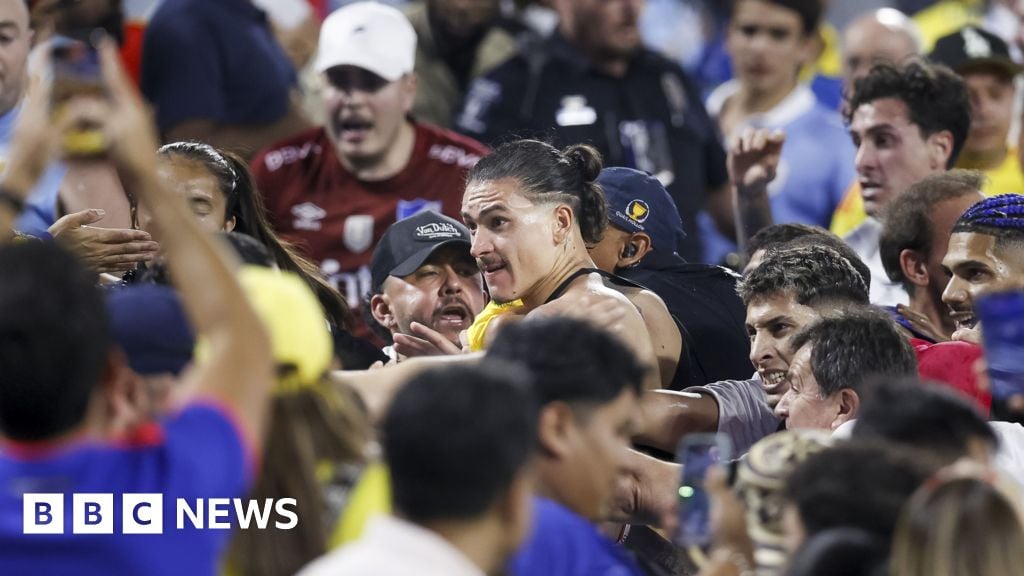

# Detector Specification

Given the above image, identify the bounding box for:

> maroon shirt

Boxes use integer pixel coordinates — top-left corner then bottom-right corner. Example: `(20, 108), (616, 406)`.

(252, 123), (488, 338)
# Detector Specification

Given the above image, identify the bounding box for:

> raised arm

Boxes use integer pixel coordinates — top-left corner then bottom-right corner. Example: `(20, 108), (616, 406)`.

(97, 40), (274, 446)
(729, 128), (784, 257)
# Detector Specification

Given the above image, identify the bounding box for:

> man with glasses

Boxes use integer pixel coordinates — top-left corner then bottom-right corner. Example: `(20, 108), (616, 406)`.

(252, 1), (489, 340)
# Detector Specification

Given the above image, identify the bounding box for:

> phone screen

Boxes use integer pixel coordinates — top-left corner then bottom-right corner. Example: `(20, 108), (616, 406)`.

(675, 433), (732, 548)
(51, 32), (104, 104)
(50, 31), (108, 157)
(976, 290), (1024, 400)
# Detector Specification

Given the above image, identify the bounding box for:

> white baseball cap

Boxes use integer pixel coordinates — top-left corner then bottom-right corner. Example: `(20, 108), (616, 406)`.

(315, 1), (418, 81)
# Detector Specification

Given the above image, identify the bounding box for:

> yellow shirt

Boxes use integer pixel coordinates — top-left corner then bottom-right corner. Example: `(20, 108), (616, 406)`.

(466, 299), (525, 352)
(329, 461), (392, 547)
(967, 148), (1024, 197)
(913, 0), (983, 52)
(829, 181), (866, 238)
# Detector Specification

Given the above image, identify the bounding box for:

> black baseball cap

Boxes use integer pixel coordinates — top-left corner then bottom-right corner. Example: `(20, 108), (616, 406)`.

(930, 25), (1023, 78)
(370, 210), (473, 293)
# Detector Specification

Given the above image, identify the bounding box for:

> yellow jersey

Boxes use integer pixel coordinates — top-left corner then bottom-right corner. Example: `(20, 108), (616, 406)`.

(969, 148), (1024, 197)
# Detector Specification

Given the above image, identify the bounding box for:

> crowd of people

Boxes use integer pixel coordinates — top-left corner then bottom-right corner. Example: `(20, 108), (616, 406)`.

(2, 0), (1024, 575)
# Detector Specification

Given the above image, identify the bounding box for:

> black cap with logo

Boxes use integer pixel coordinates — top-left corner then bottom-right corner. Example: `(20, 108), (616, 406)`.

(370, 210), (473, 293)
(930, 25), (1023, 78)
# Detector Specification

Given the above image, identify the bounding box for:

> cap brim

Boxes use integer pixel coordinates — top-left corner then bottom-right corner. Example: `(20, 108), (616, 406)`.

(955, 58), (1023, 77)
(315, 54), (403, 81)
(384, 238), (473, 282)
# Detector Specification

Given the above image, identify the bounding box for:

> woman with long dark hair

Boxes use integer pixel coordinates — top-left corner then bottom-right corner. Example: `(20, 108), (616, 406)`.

(150, 141), (353, 332)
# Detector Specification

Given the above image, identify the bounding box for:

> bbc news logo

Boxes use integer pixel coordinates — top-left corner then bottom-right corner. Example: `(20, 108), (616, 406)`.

(23, 494), (298, 534)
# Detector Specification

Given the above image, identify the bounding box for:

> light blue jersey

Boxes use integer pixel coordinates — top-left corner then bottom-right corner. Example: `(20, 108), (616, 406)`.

(0, 101), (67, 237)
(700, 82), (856, 264)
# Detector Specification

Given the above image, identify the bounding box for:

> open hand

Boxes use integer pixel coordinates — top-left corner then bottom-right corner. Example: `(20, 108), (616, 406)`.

(49, 208), (158, 273)
(896, 304), (951, 342)
(393, 321), (464, 357)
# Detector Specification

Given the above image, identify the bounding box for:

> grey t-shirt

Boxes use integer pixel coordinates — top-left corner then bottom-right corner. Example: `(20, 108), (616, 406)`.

(685, 373), (780, 455)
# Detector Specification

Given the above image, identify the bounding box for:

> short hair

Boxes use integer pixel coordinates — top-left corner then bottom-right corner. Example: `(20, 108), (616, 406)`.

(853, 378), (997, 465)
(730, 0), (823, 35)
(382, 361), (537, 523)
(880, 170), (984, 290)
(487, 317), (646, 410)
(745, 223), (827, 258)
(737, 245), (869, 307)
(785, 442), (934, 549)
(952, 193), (1024, 256)
(0, 242), (109, 440)
(789, 308), (918, 397)
(777, 234), (872, 290)
(845, 60), (971, 169)
(786, 528), (887, 576)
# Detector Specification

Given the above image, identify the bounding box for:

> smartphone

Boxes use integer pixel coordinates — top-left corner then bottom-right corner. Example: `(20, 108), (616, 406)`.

(975, 289), (1024, 400)
(674, 433), (732, 549)
(50, 30), (108, 157)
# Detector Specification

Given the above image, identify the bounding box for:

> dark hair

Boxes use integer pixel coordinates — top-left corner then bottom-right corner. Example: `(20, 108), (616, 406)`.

(952, 193), (1024, 255)
(745, 223), (827, 259)
(853, 378), (997, 465)
(845, 60), (970, 169)
(784, 442), (933, 550)
(486, 317), (646, 410)
(738, 245), (869, 307)
(467, 140), (608, 245)
(382, 361), (537, 523)
(785, 528), (888, 576)
(222, 232), (276, 267)
(880, 170), (984, 290)
(777, 234), (872, 289)
(789, 308), (918, 397)
(730, 0), (822, 35)
(158, 142), (353, 330)
(0, 242), (109, 440)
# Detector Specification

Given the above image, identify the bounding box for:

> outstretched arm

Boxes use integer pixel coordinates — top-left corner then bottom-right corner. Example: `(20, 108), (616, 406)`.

(95, 40), (274, 447)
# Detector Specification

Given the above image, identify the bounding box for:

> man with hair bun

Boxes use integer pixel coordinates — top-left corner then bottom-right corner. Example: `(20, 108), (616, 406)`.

(460, 139), (677, 389)
(455, 0), (731, 263)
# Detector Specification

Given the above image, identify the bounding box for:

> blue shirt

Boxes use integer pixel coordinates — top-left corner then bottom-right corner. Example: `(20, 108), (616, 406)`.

(0, 102), (67, 236)
(699, 82), (856, 263)
(141, 0), (297, 135)
(510, 497), (645, 576)
(0, 404), (253, 576)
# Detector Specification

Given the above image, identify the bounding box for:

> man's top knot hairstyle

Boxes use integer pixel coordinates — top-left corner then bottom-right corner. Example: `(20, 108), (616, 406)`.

(845, 60), (970, 170)
(738, 245), (870, 307)
(953, 194), (1024, 240)
(467, 140), (608, 245)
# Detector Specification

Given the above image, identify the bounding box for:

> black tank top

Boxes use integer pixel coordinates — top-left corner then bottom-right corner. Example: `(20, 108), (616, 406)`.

(543, 268), (692, 390)
(543, 267), (645, 304)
